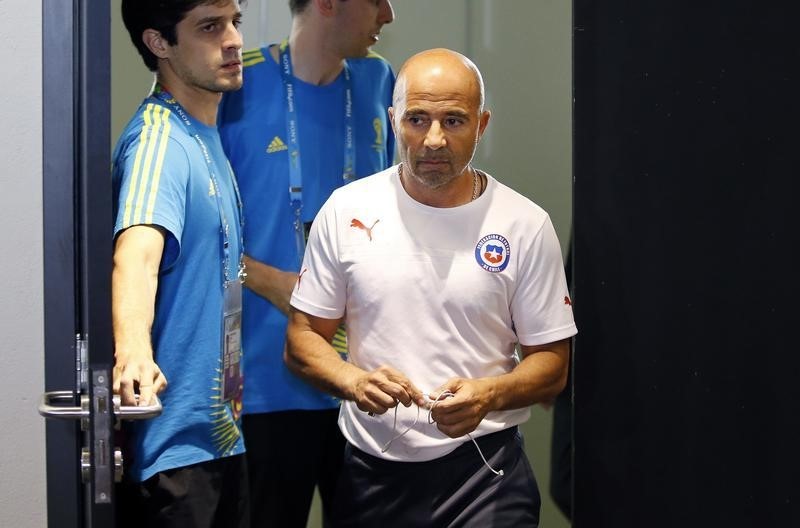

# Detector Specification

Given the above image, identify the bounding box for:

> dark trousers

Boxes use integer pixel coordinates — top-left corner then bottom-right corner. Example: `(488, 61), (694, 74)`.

(243, 408), (345, 528)
(116, 453), (249, 528)
(332, 427), (540, 528)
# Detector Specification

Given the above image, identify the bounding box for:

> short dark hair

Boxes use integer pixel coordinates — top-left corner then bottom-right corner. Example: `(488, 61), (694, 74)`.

(288, 0), (312, 15)
(289, 0), (347, 16)
(122, 0), (234, 71)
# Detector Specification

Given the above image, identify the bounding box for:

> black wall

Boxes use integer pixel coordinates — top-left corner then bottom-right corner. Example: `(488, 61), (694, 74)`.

(573, 2), (799, 526)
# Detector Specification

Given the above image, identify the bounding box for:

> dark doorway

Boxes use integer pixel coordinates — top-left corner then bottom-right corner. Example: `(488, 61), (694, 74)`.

(573, 2), (799, 526)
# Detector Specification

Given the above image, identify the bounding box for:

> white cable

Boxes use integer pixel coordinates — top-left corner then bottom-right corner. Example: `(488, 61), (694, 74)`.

(380, 402), (419, 453)
(466, 432), (504, 477)
(427, 391), (504, 477)
(379, 391), (504, 476)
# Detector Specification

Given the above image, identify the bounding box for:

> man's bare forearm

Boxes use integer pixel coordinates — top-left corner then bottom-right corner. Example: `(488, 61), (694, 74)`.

(483, 339), (570, 411)
(285, 307), (424, 412)
(285, 307), (357, 399)
(242, 255), (298, 315)
(112, 226), (167, 405)
(430, 338), (570, 438)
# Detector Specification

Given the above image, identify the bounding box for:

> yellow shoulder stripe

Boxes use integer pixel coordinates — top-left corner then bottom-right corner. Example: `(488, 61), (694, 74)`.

(243, 47), (266, 68)
(244, 56), (265, 67)
(242, 47), (264, 58)
(365, 50), (389, 61)
(122, 103), (172, 227)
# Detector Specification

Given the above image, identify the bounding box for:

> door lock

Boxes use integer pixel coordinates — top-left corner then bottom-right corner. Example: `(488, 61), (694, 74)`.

(39, 385), (162, 500)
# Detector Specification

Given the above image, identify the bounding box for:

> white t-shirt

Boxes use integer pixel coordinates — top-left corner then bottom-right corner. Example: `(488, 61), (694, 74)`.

(290, 165), (577, 461)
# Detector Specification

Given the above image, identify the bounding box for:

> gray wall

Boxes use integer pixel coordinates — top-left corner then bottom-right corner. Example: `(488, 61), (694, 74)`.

(0, 0), (47, 526)
(373, 1), (573, 249)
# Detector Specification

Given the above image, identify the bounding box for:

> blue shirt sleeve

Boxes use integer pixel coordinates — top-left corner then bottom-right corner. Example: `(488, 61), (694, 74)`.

(113, 105), (189, 269)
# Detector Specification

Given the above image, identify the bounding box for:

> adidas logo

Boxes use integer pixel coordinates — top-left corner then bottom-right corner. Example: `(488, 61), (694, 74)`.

(266, 136), (288, 153)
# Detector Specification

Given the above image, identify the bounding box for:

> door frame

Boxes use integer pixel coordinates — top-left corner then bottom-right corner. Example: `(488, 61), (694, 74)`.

(42, 0), (113, 525)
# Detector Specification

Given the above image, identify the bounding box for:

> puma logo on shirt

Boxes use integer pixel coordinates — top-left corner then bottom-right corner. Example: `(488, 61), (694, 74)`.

(350, 218), (379, 241)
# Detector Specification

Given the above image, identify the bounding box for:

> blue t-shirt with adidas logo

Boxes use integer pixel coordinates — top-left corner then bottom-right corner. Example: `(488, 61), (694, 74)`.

(218, 46), (395, 413)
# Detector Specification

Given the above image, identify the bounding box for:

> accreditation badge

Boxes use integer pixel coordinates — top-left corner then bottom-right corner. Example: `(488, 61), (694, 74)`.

(221, 279), (243, 413)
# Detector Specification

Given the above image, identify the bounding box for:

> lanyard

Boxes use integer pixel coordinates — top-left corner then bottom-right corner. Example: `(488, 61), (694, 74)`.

(151, 85), (245, 284)
(278, 41), (355, 265)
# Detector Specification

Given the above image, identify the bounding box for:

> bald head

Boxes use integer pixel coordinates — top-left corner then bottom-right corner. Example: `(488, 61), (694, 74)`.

(388, 48), (491, 205)
(393, 48), (485, 113)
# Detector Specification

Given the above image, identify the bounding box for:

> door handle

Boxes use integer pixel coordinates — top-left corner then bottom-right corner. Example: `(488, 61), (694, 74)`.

(39, 391), (163, 421)
(113, 394), (163, 421)
(38, 391), (85, 420)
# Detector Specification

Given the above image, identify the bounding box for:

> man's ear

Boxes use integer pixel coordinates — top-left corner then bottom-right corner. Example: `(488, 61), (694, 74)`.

(142, 29), (170, 60)
(476, 110), (491, 141)
(314, 0), (335, 18)
(388, 107), (397, 137)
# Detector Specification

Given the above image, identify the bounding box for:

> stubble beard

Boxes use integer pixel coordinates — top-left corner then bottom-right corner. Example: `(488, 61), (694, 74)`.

(404, 161), (460, 190)
(193, 73), (242, 94)
(177, 58), (241, 94)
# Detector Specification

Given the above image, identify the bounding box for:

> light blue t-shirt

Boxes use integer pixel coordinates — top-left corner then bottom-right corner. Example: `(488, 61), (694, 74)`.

(219, 46), (395, 414)
(113, 96), (245, 481)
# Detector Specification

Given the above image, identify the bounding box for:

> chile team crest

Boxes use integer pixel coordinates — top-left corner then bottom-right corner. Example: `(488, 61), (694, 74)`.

(475, 234), (511, 272)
